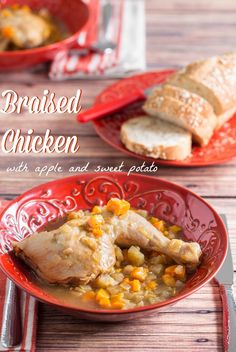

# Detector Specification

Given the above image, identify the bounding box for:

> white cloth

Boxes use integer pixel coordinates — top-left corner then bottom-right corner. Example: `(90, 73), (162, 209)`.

(49, 0), (146, 80)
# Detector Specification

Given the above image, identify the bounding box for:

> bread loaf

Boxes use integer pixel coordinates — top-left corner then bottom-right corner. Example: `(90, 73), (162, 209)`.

(120, 115), (192, 160)
(143, 84), (217, 146)
(168, 52), (236, 128)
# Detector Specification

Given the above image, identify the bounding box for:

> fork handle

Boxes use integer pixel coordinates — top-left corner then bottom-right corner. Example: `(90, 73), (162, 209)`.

(1, 280), (22, 348)
(77, 90), (146, 123)
(219, 283), (236, 352)
(100, 2), (113, 41)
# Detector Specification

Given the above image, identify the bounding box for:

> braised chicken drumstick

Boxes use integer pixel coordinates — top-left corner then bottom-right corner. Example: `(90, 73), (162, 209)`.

(13, 199), (201, 285)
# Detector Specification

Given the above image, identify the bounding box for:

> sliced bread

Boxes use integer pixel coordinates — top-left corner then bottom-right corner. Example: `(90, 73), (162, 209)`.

(120, 115), (192, 160)
(167, 52), (236, 128)
(143, 84), (217, 146)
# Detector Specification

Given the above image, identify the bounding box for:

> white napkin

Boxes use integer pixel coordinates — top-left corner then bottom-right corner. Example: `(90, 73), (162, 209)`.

(49, 0), (146, 80)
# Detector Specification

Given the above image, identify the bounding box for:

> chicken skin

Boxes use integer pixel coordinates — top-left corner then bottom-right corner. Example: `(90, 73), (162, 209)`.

(13, 199), (202, 285)
(13, 213), (116, 285)
(111, 210), (201, 266)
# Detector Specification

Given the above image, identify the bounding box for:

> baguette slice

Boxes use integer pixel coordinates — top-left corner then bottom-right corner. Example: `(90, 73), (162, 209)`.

(120, 116), (192, 160)
(143, 84), (217, 146)
(168, 52), (236, 128)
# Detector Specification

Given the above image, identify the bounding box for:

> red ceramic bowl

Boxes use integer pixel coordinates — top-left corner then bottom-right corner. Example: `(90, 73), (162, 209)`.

(0, 173), (227, 321)
(0, 0), (89, 71)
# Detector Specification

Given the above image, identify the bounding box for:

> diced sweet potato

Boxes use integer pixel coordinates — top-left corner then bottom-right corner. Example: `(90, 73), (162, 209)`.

(82, 291), (96, 301)
(92, 228), (103, 238)
(130, 267), (148, 281)
(110, 297), (125, 309)
(92, 206), (102, 214)
(150, 218), (165, 232)
(107, 198), (130, 216)
(88, 215), (104, 228)
(146, 281), (157, 290)
(174, 265), (186, 281)
(162, 274), (176, 287)
(95, 288), (110, 301)
(98, 297), (111, 308)
(129, 279), (141, 292)
(165, 265), (186, 281)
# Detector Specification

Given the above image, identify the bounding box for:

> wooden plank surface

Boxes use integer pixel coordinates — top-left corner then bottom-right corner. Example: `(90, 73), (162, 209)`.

(0, 0), (236, 351)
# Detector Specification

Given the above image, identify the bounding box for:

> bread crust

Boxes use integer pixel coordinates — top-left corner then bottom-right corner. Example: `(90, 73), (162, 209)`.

(143, 85), (217, 146)
(121, 52), (236, 159)
(168, 52), (236, 118)
(120, 116), (192, 161)
(217, 105), (236, 129)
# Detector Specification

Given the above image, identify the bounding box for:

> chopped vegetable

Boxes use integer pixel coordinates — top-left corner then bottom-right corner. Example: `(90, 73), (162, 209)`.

(162, 274), (176, 287)
(150, 263), (164, 275)
(110, 293), (125, 309)
(98, 297), (111, 308)
(92, 206), (102, 214)
(21, 5), (30, 12)
(165, 265), (186, 281)
(95, 274), (117, 288)
(67, 211), (84, 220)
(146, 281), (157, 290)
(82, 291), (96, 301)
(165, 265), (178, 276)
(150, 218), (165, 232)
(107, 198), (130, 216)
(92, 228), (103, 238)
(129, 279), (141, 292)
(115, 246), (124, 263)
(127, 246), (145, 266)
(88, 214), (104, 228)
(164, 230), (169, 237)
(1, 10), (12, 18)
(123, 265), (134, 274)
(122, 277), (130, 285)
(95, 288), (110, 301)
(2, 26), (14, 39)
(169, 225), (182, 234)
(111, 298), (125, 309)
(11, 4), (20, 10)
(130, 267), (148, 281)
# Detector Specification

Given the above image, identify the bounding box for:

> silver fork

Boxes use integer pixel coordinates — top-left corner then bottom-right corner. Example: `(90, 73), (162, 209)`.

(91, 0), (116, 54)
(1, 279), (22, 348)
(70, 0), (116, 56)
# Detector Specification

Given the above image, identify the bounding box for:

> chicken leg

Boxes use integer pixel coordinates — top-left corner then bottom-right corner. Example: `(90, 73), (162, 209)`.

(13, 199), (201, 285)
(111, 210), (201, 266)
(13, 216), (116, 285)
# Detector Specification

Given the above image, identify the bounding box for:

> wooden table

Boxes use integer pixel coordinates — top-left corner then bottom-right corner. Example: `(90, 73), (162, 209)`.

(0, 1), (236, 351)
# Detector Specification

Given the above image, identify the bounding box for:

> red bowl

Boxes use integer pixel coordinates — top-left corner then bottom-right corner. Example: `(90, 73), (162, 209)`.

(0, 0), (89, 71)
(0, 173), (227, 321)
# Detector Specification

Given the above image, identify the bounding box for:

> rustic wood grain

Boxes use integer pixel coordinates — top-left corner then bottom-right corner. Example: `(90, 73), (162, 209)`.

(0, 1), (236, 351)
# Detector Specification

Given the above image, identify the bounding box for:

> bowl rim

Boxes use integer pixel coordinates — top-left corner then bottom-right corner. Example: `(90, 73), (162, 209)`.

(0, 0), (89, 57)
(0, 172), (228, 315)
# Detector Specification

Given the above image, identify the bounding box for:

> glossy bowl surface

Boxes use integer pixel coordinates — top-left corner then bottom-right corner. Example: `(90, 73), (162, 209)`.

(0, 0), (89, 70)
(0, 173), (227, 321)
